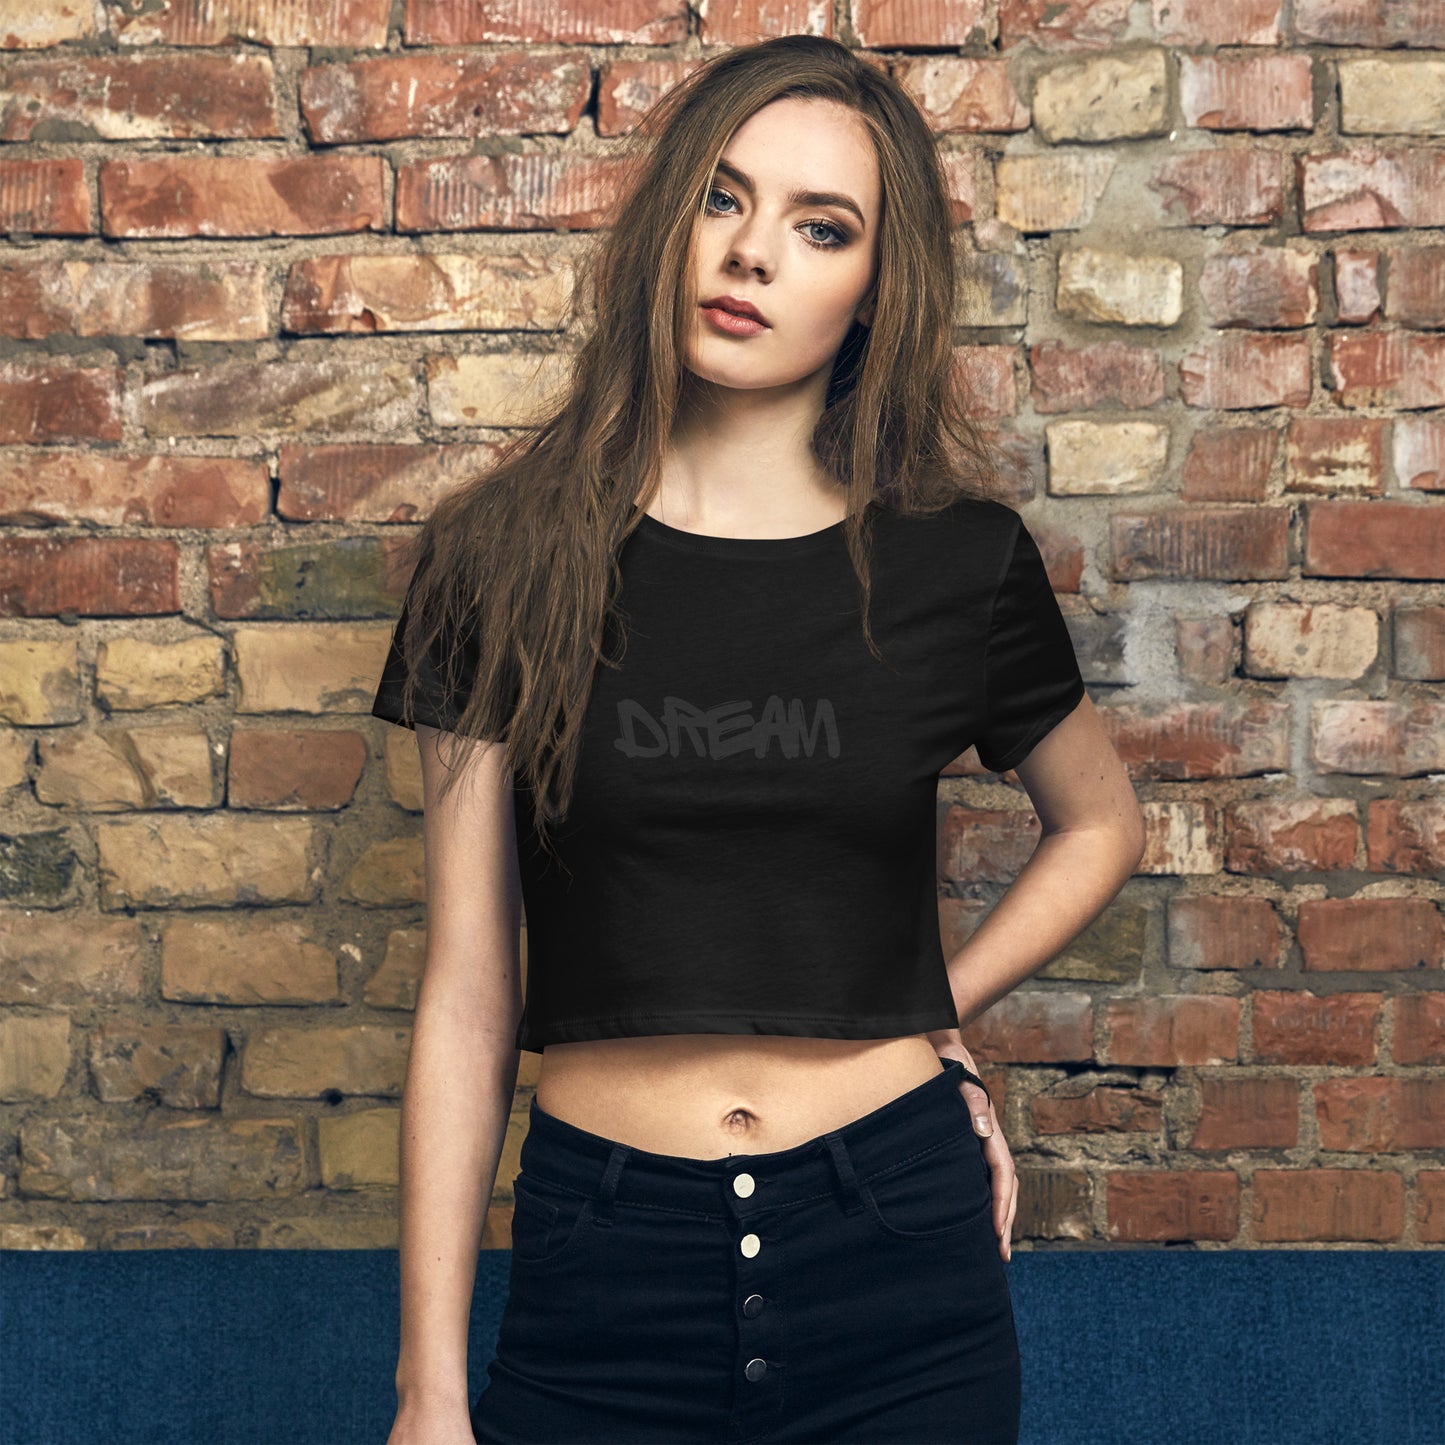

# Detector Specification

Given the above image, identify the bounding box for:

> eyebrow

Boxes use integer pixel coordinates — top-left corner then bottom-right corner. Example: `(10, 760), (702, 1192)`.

(712, 157), (867, 232)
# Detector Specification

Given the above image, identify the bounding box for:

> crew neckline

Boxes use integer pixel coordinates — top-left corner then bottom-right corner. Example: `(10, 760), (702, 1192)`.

(632, 505), (860, 559)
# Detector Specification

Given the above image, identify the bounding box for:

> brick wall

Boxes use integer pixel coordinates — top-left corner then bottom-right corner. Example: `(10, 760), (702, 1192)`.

(1, 1), (1441, 1252)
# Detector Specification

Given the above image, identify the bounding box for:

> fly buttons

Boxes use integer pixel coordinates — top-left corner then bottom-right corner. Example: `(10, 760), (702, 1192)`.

(740, 1232), (761, 1258)
(742, 1293), (765, 1318)
(744, 1358), (768, 1382)
(732, 1172), (755, 1198)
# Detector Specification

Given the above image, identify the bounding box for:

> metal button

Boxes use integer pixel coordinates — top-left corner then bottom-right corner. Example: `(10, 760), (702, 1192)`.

(740, 1232), (760, 1258)
(743, 1293), (764, 1318)
(732, 1172), (755, 1198)
(745, 1358), (768, 1382)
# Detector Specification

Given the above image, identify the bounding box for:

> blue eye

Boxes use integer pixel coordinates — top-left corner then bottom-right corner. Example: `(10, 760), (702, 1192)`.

(705, 187), (847, 251)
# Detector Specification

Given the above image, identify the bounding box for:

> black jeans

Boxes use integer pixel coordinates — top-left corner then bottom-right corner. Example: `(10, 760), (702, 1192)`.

(471, 1055), (1021, 1444)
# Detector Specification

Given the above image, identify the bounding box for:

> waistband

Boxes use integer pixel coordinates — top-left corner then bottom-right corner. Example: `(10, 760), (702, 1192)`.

(518, 1055), (988, 1223)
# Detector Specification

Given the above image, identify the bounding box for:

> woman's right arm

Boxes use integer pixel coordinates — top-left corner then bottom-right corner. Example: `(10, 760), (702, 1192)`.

(388, 723), (524, 1444)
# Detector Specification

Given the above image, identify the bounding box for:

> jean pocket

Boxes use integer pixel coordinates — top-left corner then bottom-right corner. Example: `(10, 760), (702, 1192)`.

(508, 1173), (595, 1266)
(860, 1125), (993, 1241)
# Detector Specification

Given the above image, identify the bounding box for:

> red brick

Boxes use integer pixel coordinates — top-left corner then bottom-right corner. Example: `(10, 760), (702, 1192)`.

(0, 364), (122, 444)
(1312, 699), (1445, 771)
(277, 443), (496, 523)
(409, 0), (685, 42)
(1316, 1077), (1445, 1151)
(396, 153), (633, 232)
(1032, 1084), (1163, 1135)
(893, 57), (1029, 133)
(699, 0), (838, 43)
(938, 150), (979, 224)
(0, 159), (90, 236)
(1333, 250), (1381, 324)
(1200, 249), (1319, 328)
(0, 258), (270, 342)
(853, 0), (991, 46)
(1394, 417), (1445, 491)
(1385, 248), (1445, 329)
(1112, 508), (1291, 582)
(1167, 894), (1284, 970)
(1225, 796), (1361, 871)
(1028, 340), (1164, 413)
(1192, 1075), (1299, 1149)
(1304, 500), (1445, 580)
(978, 427), (1047, 504)
(1179, 52), (1312, 132)
(1294, 0), (1445, 46)
(1180, 333), (1312, 410)
(1394, 993), (1445, 1065)
(1300, 148), (1445, 232)
(0, 54), (280, 142)
(956, 345), (1018, 419)
(1025, 519), (1088, 589)
(596, 59), (699, 137)
(281, 252), (571, 335)
(1252, 992), (1382, 1066)
(100, 154), (385, 238)
(999, 0), (1130, 47)
(1298, 897), (1443, 971)
(1253, 1169), (1403, 1242)
(299, 52), (591, 144)
(1285, 417), (1386, 493)
(1152, 0), (1282, 45)
(0, 537), (180, 616)
(937, 892), (987, 947)
(1098, 999), (1236, 1069)
(1422, 1173), (1445, 1242)
(228, 730), (368, 809)
(1103, 699), (1288, 780)
(112, 0), (388, 45)
(1327, 332), (1445, 409)
(962, 990), (1094, 1063)
(139, 356), (419, 439)
(1181, 427), (1278, 501)
(942, 806), (1052, 882)
(1176, 618), (1236, 685)
(1392, 611), (1445, 680)
(0, 452), (269, 528)
(1367, 798), (1445, 872)
(1138, 799), (1224, 868)
(1151, 149), (1285, 227)
(1108, 1172), (1240, 1242)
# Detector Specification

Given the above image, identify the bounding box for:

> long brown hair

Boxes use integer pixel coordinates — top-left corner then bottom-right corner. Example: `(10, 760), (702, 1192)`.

(390, 33), (999, 859)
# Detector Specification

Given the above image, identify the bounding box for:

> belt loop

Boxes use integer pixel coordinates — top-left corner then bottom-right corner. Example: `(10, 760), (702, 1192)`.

(823, 1133), (865, 1217)
(592, 1143), (628, 1227)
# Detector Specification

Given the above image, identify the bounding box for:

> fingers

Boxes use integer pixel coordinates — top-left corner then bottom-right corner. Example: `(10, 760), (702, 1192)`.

(961, 1082), (993, 1136)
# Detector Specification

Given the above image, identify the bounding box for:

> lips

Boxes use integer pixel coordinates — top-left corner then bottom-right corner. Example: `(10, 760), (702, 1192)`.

(700, 295), (769, 326)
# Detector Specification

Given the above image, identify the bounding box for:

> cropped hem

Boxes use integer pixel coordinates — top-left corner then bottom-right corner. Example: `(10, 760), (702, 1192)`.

(517, 1006), (961, 1055)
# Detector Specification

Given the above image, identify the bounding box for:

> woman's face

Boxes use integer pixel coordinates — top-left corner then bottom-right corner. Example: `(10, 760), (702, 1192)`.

(683, 95), (881, 392)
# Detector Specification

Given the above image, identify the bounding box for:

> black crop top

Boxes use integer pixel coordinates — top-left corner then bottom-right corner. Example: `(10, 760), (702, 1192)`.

(370, 495), (1086, 1053)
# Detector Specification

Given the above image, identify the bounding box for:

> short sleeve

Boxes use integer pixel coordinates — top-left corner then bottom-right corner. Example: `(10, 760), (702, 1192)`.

(370, 577), (479, 734)
(973, 515), (1086, 773)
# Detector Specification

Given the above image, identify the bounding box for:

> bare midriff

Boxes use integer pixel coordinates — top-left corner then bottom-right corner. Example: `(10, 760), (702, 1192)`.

(534, 1033), (948, 1161)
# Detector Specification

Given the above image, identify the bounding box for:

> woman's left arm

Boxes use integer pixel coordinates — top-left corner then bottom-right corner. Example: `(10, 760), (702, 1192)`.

(929, 689), (1146, 1261)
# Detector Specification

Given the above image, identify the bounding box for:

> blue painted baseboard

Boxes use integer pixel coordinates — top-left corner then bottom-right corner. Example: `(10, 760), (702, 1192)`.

(4, 1249), (1442, 1444)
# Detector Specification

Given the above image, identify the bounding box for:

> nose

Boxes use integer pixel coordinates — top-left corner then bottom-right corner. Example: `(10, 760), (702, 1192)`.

(724, 227), (771, 282)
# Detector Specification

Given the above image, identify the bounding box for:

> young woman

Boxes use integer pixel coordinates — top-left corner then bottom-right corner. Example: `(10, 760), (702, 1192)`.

(374, 34), (1145, 1445)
